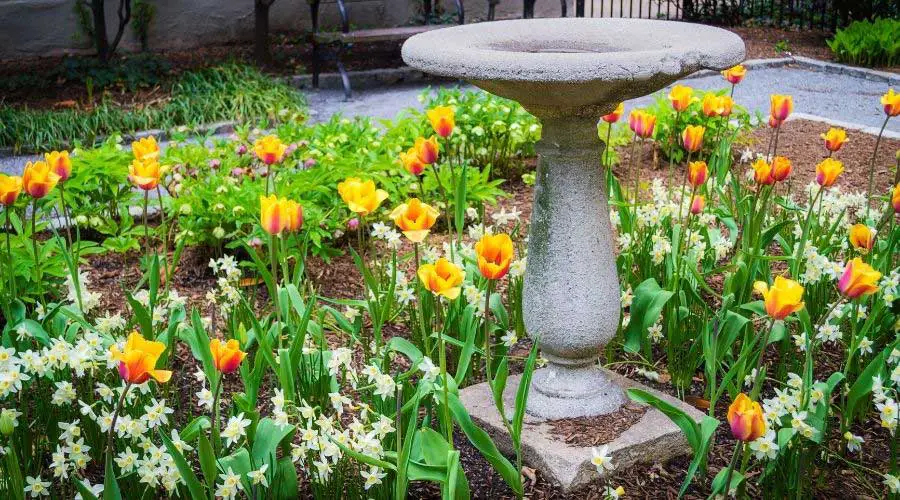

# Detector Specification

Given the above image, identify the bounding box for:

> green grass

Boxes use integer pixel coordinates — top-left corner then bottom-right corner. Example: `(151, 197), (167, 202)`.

(0, 62), (306, 153)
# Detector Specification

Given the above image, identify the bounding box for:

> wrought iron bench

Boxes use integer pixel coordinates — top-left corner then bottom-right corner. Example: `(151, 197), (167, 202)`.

(308, 0), (464, 99)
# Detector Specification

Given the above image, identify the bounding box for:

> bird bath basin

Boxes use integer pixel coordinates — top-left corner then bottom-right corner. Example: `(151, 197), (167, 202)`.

(403, 18), (744, 420)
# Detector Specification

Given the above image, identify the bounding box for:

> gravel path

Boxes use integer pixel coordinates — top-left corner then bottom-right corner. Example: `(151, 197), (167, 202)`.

(2, 63), (897, 176)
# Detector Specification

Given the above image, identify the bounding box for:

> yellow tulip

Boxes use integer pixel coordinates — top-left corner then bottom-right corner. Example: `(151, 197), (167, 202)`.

(475, 233), (514, 280)
(337, 177), (388, 216)
(45, 151), (72, 181)
(132, 136), (160, 162)
(882, 88), (900, 117)
(427, 106), (455, 138)
(128, 158), (161, 191)
(389, 198), (439, 243)
(260, 194), (288, 235)
(628, 110), (656, 139)
(668, 85), (694, 113)
(688, 161), (708, 188)
(418, 258), (464, 300)
(210, 339), (247, 374)
(254, 135), (288, 165)
(110, 331), (172, 384)
(0, 175), (23, 206)
(838, 258), (881, 299)
(414, 136), (439, 165)
(821, 128), (847, 152)
(753, 276), (804, 320)
(770, 94), (793, 122)
(893, 183), (900, 213)
(400, 148), (426, 176)
(284, 199), (304, 233)
(752, 159), (775, 185)
(770, 156), (792, 182)
(681, 125), (705, 153)
(848, 224), (874, 253)
(815, 158), (844, 188)
(722, 65), (747, 85)
(23, 161), (61, 199)
(728, 393), (766, 442)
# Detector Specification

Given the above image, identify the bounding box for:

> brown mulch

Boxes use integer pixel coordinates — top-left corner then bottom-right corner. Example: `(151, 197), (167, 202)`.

(547, 403), (648, 448)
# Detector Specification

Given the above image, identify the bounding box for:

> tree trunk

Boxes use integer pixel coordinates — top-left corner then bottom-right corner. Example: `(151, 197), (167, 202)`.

(92, 0), (110, 63)
(254, 1), (272, 66)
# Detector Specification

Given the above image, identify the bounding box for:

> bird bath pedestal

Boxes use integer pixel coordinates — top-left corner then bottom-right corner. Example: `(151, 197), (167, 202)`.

(403, 18), (743, 490)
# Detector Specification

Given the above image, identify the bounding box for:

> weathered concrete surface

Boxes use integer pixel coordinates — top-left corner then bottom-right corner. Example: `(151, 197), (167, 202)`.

(459, 370), (704, 492)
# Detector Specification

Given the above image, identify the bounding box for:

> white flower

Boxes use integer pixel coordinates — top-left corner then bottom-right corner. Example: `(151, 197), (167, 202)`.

(500, 330), (518, 347)
(843, 431), (864, 453)
(247, 463), (269, 487)
(647, 323), (663, 343)
(221, 413), (251, 448)
(343, 307), (361, 322)
(885, 473), (900, 494)
(361, 466), (386, 490)
(418, 357), (440, 382)
(216, 468), (244, 500)
(590, 445), (615, 473)
(509, 258), (527, 278)
(374, 373), (396, 400)
(857, 336), (873, 355)
(749, 431), (779, 460)
(74, 480), (103, 500)
(604, 485), (625, 499)
(197, 387), (214, 411)
(25, 476), (50, 497)
(491, 207), (521, 226)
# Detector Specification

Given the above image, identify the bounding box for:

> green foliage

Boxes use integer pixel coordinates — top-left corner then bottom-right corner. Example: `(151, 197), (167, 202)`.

(827, 18), (900, 67)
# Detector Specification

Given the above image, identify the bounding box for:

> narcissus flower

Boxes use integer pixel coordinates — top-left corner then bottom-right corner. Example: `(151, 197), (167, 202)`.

(848, 224), (875, 253)
(815, 158), (844, 187)
(337, 177), (389, 216)
(414, 136), (439, 165)
(475, 233), (514, 280)
(770, 94), (793, 122)
(753, 276), (804, 320)
(722, 65), (747, 85)
(23, 161), (61, 199)
(821, 128), (847, 152)
(400, 148), (426, 176)
(132, 136), (160, 161)
(284, 199), (304, 233)
(668, 85), (694, 112)
(689, 195), (705, 215)
(427, 106), (455, 138)
(0, 175), (23, 206)
(45, 151), (72, 181)
(260, 194), (288, 235)
(128, 158), (161, 191)
(770, 156), (792, 182)
(254, 135), (288, 165)
(601, 102), (624, 123)
(628, 110), (656, 139)
(418, 258), (464, 300)
(838, 258), (881, 299)
(109, 331), (172, 384)
(389, 198), (439, 243)
(728, 393), (766, 442)
(210, 339), (247, 374)
(882, 88), (900, 117)
(682, 125), (705, 153)
(893, 184), (900, 213)
(752, 159), (775, 185)
(687, 161), (708, 187)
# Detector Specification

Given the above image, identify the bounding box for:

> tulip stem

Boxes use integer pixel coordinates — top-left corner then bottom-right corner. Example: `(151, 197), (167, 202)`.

(156, 184), (169, 291)
(269, 234), (282, 348)
(865, 115), (890, 221)
(211, 374), (224, 455)
(790, 187), (825, 277)
(5, 209), (14, 300)
(721, 440), (743, 498)
(58, 183), (72, 248)
(30, 198), (41, 300)
(483, 279), (494, 383)
(105, 382), (133, 468)
(750, 317), (776, 400)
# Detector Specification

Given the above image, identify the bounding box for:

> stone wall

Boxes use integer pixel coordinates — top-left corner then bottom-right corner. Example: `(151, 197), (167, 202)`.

(0, 0), (565, 60)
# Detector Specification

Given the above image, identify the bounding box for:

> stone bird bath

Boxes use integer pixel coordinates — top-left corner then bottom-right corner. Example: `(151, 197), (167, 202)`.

(405, 15), (741, 415)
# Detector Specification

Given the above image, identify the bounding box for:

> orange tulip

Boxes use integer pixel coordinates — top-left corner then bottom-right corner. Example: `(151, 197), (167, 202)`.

(254, 135), (287, 165)
(337, 177), (389, 216)
(601, 102), (625, 124)
(389, 198), (439, 243)
(752, 159), (775, 185)
(284, 199), (304, 233)
(628, 110), (656, 139)
(690, 195), (705, 215)
(427, 106), (455, 138)
(128, 158), (161, 191)
(893, 183), (900, 213)
(418, 258), (464, 300)
(753, 276), (804, 320)
(838, 258), (881, 299)
(718, 95), (735, 117)
(668, 85), (694, 113)
(882, 89), (900, 117)
(400, 148), (426, 176)
(688, 161), (708, 187)
(770, 156), (792, 182)
(260, 194), (288, 235)
(768, 116), (782, 129)
(848, 224), (874, 253)
(23, 161), (61, 199)
(815, 158), (844, 188)
(110, 331), (172, 384)
(0, 175), (23, 206)
(722, 65), (747, 85)
(132, 136), (160, 162)
(45, 151), (72, 182)
(821, 128), (847, 152)
(728, 393), (766, 442)
(770, 94), (793, 122)
(475, 233), (514, 280)
(682, 125), (705, 153)
(414, 136), (439, 165)
(701, 94), (730, 118)
(210, 339), (246, 374)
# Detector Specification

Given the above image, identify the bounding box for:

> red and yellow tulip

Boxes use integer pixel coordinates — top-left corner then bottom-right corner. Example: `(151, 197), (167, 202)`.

(389, 198), (439, 243)
(882, 88), (900, 117)
(690, 195), (705, 215)
(838, 258), (881, 299)
(132, 136), (160, 162)
(210, 339), (247, 374)
(687, 161), (708, 188)
(701, 94), (733, 118)
(23, 161), (61, 199)
(427, 106), (455, 138)
(45, 151), (72, 182)
(682, 125), (705, 153)
(260, 194), (288, 235)
(110, 331), (172, 384)
(753, 276), (804, 320)
(475, 233), (514, 280)
(728, 393), (766, 442)
(337, 177), (389, 216)
(752, 159), (775, 185)
(284, 199), (304, 233)
(400, 148), (426, 176)
(414, 136), (439, 165)
(722, 65), (747, 85)
(254, 135), (288, 165)
(815, 158), (844, 188)
(418, 258), (464, 300)
(893, 183), (900, 213)
(128, 158), (161, 191)
(668, 85), (694, 113)
(848, 224), (874, 253)
(821, 128), (847, 152)
(770, 156), (792, 182)
(0, 175), (23, 206)
(628, 110), (656, 139)
(770, 94), (793, 122)
(601, 102), (624, 123)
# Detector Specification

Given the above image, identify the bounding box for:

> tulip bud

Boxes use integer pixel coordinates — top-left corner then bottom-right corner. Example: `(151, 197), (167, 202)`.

(690, 195), (705, 215)
(728, 393), (765, 442)
(687, 161), (708, 188)
(682, 125), (705, 153)
(770, 156), (792, 182)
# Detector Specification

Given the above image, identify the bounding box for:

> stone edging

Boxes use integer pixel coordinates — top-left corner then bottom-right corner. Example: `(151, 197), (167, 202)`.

(685, 56), (899, 86)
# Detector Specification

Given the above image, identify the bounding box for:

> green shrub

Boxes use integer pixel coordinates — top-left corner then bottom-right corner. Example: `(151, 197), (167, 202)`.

(827, 18), (900, 67)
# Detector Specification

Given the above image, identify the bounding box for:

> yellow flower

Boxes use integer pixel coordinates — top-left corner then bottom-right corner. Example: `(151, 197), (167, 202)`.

(628, 110), (656, 139)
(882, 88), (900, 117)
(418, 258), (464, 300)
(128, 158), (161, 191)
(400, 148), (426, 176)
(753, 276), (804, 320)
(668, 85), (694, 112)
(770, 156), (792, 182)
(821, 128), (847, 152)
(722, 65), (747, 85)
(284, 199), (304, 233)
(260, 194), (288, 235)
(681, 125), (705, 153)
(337, 177), (388, 216)
(475, 233), (514, 280)
(254, 135), (288, 165)
(0, 175), (23, 206)
(893, 183), (900, 213)
(770, 94), (793, 122)
(701, 94), (730, 118)
(752, 159), (774, 185)
(848, 224), (874, 253)
(689, 195), (705, 215)
(23, 161), (61, 199)
(110, 331), (172, 384)
(44, 151), (72, 181)
(728, 393), (765, 442)
(210, 339), (247, 374)
(427, 106), (455, 138)
(838, 258), (881, 299)
(132, 136), (160, 162)
(687, 161), (708, 188)
(414, 136), (439, 165)
(815, 158), (844, 188)
(389, 198), (439, 243)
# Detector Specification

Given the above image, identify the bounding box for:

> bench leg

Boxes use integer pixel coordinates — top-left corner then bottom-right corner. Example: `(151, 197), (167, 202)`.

(312, 41), (321, 89)
(336, 58), (352, 100)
